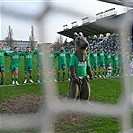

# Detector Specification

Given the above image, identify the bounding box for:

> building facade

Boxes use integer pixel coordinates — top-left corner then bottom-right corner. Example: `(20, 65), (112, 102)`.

(0, 40), (38, 51)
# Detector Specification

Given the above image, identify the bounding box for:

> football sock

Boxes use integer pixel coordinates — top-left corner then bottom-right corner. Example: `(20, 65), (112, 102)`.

(37, 76), (40, 80)
(117, 68), (120, 75)
(58, 72), (60, 81)
(1, 78), (4, 83)
(102, 72), (104, 75)
(29, 76), (32, 79)
(98, 71), (100, 75)
(94, 72), (97, 76)
(12, 78), (14, 81)
(63, 72), (65, 80)
(68, 73), (70, 79)
(15, 78), (18, 81)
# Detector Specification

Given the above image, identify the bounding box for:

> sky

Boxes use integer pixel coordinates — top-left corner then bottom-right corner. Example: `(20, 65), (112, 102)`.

(0, 0), (129, 44)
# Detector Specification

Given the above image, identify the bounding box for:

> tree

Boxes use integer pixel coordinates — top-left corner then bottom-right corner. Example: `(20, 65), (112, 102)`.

(4, 25), (14, 50)
(29, 25), (36, 51)
(54, 35), (64, 51)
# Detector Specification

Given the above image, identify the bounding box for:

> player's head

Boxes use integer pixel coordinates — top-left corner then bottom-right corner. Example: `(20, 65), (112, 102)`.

(100, 47), (103, 51)
(70, 46), (74, 52)
(0, 43), (2, 50)
(93, 48), (97, 52)
(26, 47), (31, 53)
(60, 45), (64, 52)
(114, 51), (118, 55)
(50, 46), (54, 52)
(108, 49), (111, 53)
(14, 47), (18, 52)
(86, 48), (90, 54)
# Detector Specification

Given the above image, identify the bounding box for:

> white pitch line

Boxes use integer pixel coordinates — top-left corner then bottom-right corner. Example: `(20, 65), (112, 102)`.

(0, 82), (40, 87)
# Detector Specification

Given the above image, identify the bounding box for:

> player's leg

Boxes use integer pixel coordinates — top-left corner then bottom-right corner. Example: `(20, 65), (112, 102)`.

(15, 69), (19, 85)
(10, 66), (15, 85)
(53, 65), (57, 82)
(98, 67), (101, 78)
(11, 71), (15, 85)
(67, 62), (70, 81)
(62, 64), (66, 81)
(94, 63), (98, 78)
(57, 64), (61, 81)
(37, 63), (41, 83)
(24, 66), (28, 83)
(1, 72), (4, 85)
(113, 66), (117, 77)
(0, 65), (5, 85)
(101, 63), (105, 79)
(98, 62), (101, 78)
(29, 66), (33, 83)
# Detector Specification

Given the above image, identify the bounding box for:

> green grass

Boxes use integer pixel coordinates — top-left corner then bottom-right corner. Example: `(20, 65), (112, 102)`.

(0, 56), (124, 133)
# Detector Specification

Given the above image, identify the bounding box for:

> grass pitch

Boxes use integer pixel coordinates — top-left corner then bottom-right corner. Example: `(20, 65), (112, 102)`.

(0, 56), (123, 133)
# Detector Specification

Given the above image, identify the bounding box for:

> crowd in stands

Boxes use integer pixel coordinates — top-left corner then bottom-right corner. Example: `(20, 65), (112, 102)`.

(62, 33), (133, 80)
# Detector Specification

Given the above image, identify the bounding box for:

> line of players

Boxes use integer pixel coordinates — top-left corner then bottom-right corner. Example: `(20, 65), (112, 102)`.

(0, 43), (46, 85)
(0, 42), (122, 85)
(52, 45), (122, 81)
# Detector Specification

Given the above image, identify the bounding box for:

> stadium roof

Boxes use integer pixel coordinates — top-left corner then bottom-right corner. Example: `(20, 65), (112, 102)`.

(57, 9), (132, 39)
(98, 0), (133, 8)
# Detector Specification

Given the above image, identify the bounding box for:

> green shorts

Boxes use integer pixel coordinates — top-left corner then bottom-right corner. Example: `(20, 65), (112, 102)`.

(37, 63), (43, 70)
(91, 63), (97, 69)
(105, 63), (111, 68)
(10, 66), (18, 72)
(67, 62), (70, 70)
(51, 64), (55, 70)
(24, 66), (32, 73)
(0, 64), (5, 72)
(58, 64), (66, 70)
(98, 62), (105, 67)
(113, 64), (118, 69)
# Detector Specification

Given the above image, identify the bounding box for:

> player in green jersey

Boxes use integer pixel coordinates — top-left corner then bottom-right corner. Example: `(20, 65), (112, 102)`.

(118, 52), (122, 76)
(48, 46), (57, 82)
(35, 44), (45, 83)
(105, 49), (112, 77)
(86, 49), (93, 79)
(7, 47), (22, 85)
(97, 47), (105, 79)
(55, 45), (67, 82)
(22, 47), (36, 83)
(90, 48), (98, 78)
(0, 43), (8, 85)
(112, 51), (119, 77)
(66, 46), (75, 81)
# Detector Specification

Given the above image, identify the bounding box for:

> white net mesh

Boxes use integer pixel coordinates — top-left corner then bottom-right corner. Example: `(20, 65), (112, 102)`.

(0, 1), (132, 133)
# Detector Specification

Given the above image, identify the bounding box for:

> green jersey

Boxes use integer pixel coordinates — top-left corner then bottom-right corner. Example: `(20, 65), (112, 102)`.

(0, 49), (8, 64)
(55, 50), (67, 65)
(90, 51), (98, 64)
(22, 52), (35, 66)
(66, 51), (74, 63)
(70, 54), (89, 77)
(97, 51), (105, 63)
(87, 53), (91, 67)
(49, 51), (56, 65)
(105, 53), (112, 65)
(35, 50), (45, 64)
(118, 52), (122, 66)
(112, 54), (118, 65)
(8, 52), (22, 67)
